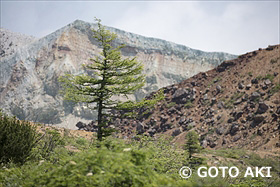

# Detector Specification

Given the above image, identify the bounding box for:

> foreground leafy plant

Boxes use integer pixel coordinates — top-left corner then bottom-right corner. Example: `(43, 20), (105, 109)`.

(0, 110), (37, 165)
(0, 137), (190, 187)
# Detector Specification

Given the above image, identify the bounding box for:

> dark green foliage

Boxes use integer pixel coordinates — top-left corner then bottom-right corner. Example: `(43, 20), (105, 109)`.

(185, 131), (201, 158)
(0, 137), (189, 187)
(28, 129), (66, 162)
(1, 134), (278, 186)
(0, 111), (37, 164)
(116, 89), (164, 119)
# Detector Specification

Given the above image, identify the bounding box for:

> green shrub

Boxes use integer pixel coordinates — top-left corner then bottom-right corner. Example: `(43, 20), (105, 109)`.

(131, 135), (187, 174)
(0, 137), (190, 187)
(1, 135), (278, 186)
(28, 129), (66, 162)
(0, 111), (37, 164)
(244, 153), (280, 174)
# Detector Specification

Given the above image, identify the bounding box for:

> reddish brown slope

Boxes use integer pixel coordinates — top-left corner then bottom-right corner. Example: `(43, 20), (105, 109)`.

(79, 45), (280, 153)
(117, 45), (279, 152)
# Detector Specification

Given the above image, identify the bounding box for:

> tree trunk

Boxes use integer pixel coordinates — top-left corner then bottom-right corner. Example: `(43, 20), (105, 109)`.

(97, 99), (103, 141)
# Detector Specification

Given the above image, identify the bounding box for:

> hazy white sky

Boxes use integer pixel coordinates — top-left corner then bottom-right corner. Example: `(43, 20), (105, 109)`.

(1, 0), (279, 55)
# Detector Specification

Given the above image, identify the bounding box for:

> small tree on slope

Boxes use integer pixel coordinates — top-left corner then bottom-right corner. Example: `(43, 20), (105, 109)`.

(59, 18), (163, 141)
(185, 131), (201, 159)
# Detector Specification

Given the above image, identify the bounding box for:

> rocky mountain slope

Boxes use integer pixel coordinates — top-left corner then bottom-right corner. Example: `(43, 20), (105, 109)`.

(0, 28), (36, 58)
(0, 20), (236, 128)
(96, 45), (279, 151)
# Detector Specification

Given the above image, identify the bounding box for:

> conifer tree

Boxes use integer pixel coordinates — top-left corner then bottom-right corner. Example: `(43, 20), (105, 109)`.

(185, 131), (201, 158)
(59, 18), (163, 141)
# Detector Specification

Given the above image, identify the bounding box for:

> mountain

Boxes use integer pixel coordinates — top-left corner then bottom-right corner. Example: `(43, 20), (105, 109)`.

(0, 20), (236, 129)
(96, 45), (279, 151)
(0, 28), (36, 58)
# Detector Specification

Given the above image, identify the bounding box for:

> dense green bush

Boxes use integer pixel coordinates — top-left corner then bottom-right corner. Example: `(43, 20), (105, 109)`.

(28, 129), (66, 162)
(0, 111), (37, 164)
(130, 135), (187, 174)
(0, 130), (278, 186)
(0, 137), (190, 187)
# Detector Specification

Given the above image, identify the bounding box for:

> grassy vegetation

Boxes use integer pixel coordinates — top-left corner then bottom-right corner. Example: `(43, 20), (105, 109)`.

(166, 102), (176, 108)
(1, 113), (279, 186)
(205, 148), (280, 171)
(184, 100), (193, 108)
(208, 76), (222, 87)
(264, 74), (275, 82)
(224, 92), (245, 109)
(269, 83), (280, 95)
(256, 74), (275, 82)
(203, 149), (280, 186)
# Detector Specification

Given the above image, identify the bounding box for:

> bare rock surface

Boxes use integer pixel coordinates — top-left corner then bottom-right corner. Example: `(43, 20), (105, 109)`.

(0, 28), (36, 58)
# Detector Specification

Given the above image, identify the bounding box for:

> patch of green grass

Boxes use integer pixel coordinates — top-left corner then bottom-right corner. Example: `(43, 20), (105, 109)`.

(184, 100), (193, 108)
(204, 149), (247, 160)
(208, 77), (222, 87)
(256, 74), (274, 82)
(264, 74), (274, 82)
(166, 102), (176, 108)
(269, 83), (280, 95)
(244, 153), (280, 174)
(224, 92), (244, 109)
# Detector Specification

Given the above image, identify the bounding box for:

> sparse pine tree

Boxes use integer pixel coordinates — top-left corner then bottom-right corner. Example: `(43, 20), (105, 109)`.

(59, 18), (163, 141)
(185, 131), (201, 158)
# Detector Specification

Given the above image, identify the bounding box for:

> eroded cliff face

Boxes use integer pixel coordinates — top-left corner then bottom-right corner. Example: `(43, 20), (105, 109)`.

(0, 20), (236, 128)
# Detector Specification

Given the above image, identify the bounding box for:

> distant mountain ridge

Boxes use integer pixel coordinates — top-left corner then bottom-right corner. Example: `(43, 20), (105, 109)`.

(0, 20), (236, 128)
